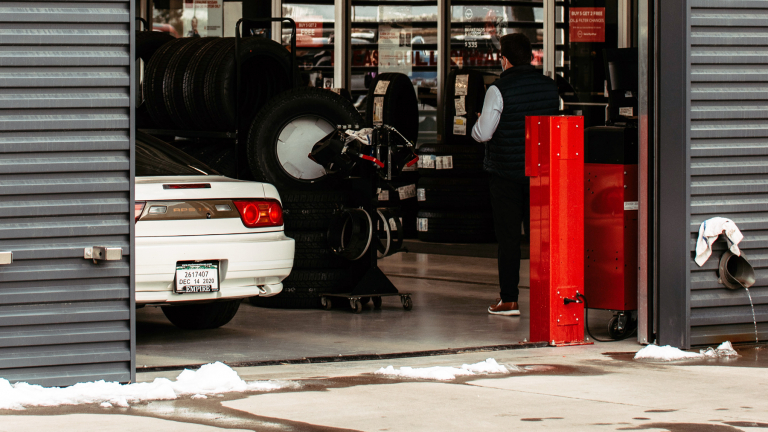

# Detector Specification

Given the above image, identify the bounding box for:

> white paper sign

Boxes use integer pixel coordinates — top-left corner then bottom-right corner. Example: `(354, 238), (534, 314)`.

(436, 155), (453, 170)
(455, 96), (466, 115)
(417, 218), (428, 232)
(455, 74), (469, 96)
(398, 184), (416, 200)
(453, 116), (467, 135)
(373, 97), (384, 125)
(374, 80), (390, 95)
(378, 189), (390, 201)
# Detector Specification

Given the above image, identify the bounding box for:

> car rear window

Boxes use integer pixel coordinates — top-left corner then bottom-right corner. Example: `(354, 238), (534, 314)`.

(136, 132), (219, 176)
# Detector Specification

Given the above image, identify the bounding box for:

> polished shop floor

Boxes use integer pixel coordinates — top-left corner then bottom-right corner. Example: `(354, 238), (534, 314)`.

(136, 252), (610, 368)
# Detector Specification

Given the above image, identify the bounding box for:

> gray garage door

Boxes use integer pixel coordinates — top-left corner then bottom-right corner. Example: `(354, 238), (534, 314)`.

(0, 1), (134, 385)
(689, 0), (768, 345)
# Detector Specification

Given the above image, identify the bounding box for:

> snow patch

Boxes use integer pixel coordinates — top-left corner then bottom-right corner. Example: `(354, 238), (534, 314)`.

(634, 342), (740, 361)
(0, 362), (290, 410)
(374, 358), (512, 380)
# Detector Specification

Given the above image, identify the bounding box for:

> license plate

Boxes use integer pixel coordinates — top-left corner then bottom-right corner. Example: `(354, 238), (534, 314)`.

(175, 262), (219, 294)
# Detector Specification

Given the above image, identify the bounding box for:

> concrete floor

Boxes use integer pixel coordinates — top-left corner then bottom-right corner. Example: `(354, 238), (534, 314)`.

(136, 253), (536, 367)
(9, 342), (768, 431)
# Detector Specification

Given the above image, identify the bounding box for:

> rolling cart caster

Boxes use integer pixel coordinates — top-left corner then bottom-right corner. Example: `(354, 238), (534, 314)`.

(360, 297), (371, 306)
(350, 298), (363, 314)
(372, 296), (382, 310)
(321, 296), (332, 310)
(401, 295), (413, 311)
(608, 312), (631, 339)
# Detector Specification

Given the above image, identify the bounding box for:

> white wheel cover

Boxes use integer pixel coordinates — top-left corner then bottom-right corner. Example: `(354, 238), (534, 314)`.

(276, 115), (335, 181)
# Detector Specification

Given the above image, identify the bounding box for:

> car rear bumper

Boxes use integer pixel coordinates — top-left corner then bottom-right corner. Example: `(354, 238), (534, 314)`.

(136, 232), (294, 305)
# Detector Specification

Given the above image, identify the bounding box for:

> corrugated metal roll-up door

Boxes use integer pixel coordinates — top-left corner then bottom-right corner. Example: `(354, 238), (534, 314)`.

(0, 1), (134, 385)
(689, 0), (768, 345)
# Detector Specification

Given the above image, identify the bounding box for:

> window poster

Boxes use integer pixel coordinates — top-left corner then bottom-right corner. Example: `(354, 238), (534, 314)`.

(569, 7), (605, 43)
(183, 0), (223, 38)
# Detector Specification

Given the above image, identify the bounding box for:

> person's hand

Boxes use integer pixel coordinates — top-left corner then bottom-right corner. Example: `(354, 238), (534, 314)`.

(476, 112), (481, 119)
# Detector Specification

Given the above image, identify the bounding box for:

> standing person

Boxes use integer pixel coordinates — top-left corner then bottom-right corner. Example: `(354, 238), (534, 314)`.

(471, 33), (559, 316)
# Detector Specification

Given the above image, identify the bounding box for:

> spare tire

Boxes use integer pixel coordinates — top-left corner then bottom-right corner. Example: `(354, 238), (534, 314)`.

(365, 72), (419, 144)
(143, 37), (194, 129)
(441, 69), (486, 145)
(416, 209), (495, 243)
(203, 37), (299, 131)
(416, 177), (491, 210)
(417, 143), (485, 177)
(246, 87), (364, 191)
(163, 37), (216, 130)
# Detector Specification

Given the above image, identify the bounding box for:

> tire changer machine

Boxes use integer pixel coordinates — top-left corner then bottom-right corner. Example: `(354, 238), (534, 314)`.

(309, 125), (419, 313)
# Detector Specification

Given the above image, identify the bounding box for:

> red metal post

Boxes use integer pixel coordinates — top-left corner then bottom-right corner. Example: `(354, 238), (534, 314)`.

(527, 116), (590, 345)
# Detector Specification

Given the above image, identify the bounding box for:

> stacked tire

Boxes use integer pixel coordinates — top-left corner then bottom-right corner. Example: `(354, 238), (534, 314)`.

(366, 72), (421, 239)
(247, 88), (366, 309)
(415, 70), (495, 243)
(139, 34), (298, 135)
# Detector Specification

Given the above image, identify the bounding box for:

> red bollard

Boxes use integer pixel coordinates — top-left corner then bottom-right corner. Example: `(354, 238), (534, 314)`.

(526, 116), (592, 346)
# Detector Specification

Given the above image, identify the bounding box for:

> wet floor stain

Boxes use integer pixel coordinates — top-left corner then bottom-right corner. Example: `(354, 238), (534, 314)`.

(723, 421), (768, 428)
(645, 409), (678, 413)
(617, 422), (745, 431)
(520, 417), (563, 422)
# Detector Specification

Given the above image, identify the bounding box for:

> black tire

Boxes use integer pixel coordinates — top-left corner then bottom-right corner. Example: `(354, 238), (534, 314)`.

(183, 38), (233, 131)
(441, 69), (486, 145)
(365, 72), (419, 144)
(161, 300), (241, 330)
(328, 87), (353, 102)
(163, 37), (216, 130)
(417, 143), (485, 177)
(288, 230), (351, 269)
(143, 37), (194, 128)
(136, 31), (175, 64)
(281, 190), (351, 231)
(204, 37), (299, 131)
(416, 209), (495, 243)
(247, 87), (364, 191)
(174, 139), (240, 179)
(250, 269), (349, 309)
(416, 177), (491, 210)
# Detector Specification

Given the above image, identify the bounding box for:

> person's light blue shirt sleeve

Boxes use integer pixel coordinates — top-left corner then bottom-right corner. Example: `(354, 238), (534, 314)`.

(471, 86), (503, 143)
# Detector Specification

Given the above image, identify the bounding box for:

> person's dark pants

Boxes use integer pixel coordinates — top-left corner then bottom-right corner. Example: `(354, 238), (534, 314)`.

(489, 175), (530, 303)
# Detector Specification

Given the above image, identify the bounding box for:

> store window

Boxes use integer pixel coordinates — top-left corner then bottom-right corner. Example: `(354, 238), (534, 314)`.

(282, 3), (335, 88)
(559, 0), (619, 127)
(450, 1), (544, 77)
(351, 0), (438, 143)
(152, 0), (225, 38)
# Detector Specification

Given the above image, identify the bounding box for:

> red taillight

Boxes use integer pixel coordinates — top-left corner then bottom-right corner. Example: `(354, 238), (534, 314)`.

(163, 183), (211, 189)
(233, 200), (283, 228)
(135, 202), (145, 223)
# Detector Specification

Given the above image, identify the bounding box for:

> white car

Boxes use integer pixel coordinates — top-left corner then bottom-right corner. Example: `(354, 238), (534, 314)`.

(135, 132), (294, 329)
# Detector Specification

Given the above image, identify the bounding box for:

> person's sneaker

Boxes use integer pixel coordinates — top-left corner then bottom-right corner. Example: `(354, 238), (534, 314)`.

(488, 299), (520, 316)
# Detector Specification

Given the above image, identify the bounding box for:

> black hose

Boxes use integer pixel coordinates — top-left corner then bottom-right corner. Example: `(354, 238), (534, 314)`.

(576, 293), (637, 342)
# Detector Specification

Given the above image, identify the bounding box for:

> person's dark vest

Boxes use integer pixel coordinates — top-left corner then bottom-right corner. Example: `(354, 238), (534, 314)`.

(485, 65), (559, 183)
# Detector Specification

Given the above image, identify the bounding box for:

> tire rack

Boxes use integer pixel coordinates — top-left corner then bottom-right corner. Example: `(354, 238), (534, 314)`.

(321, 127), (413, 314)
(138, 17), (298, 180)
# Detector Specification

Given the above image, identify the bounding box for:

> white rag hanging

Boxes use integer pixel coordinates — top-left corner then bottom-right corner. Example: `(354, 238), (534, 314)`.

(695, 217), (744, 266)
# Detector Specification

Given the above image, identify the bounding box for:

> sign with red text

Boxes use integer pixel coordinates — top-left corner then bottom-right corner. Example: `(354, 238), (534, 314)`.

(569, 7), (605, 43)
(297, 21), (323, 47)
